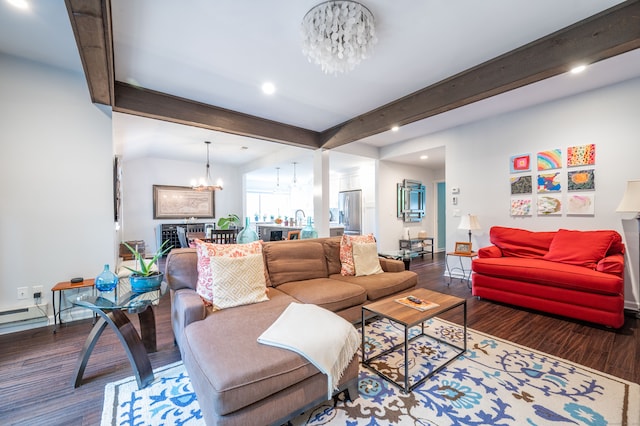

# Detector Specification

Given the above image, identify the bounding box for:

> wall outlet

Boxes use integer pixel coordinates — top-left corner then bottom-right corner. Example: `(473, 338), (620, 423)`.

(17, 287), (28, 300)
(32, 285), (43, 298)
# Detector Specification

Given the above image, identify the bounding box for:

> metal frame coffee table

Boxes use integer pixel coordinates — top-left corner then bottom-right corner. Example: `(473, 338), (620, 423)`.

(361, 288), (466, 392)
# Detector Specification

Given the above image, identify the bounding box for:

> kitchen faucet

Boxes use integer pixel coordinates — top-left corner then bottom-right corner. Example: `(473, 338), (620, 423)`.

(294, 209), (305, 226)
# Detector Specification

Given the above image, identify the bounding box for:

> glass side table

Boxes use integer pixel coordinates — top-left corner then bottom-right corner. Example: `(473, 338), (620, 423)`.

(72, 278), (167, 389)
(378, 250), (419, 270)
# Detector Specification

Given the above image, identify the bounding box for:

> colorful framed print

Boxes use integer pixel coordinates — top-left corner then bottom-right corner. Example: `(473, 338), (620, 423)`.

(537, 195), (562, 216)
(537, 149), (562, 171)
(537, 172), (561, 192)
(510, 175), (532, 194)
(567, 193), (595, 215)
(567, 144), (596, 167)
(510, 154), (531, 173)
(510, 197), (532, 216)
(567, 169), (595, 191)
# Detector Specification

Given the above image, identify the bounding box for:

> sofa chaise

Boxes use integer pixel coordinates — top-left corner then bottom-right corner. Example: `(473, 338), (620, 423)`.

(165, 236), (418, 425)
(471, 226), (625, 328)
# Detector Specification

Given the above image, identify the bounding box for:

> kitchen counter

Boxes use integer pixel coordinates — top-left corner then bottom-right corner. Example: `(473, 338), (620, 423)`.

(257, 224), (344, 241)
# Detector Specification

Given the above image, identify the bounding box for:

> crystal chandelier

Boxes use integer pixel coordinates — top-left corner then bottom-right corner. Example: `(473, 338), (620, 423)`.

(192, 141), (223, 191)
(301, 1), (377, 75)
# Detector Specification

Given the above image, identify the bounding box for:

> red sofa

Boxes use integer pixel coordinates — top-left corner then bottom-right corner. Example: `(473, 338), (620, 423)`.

(471, 226), (625, 328)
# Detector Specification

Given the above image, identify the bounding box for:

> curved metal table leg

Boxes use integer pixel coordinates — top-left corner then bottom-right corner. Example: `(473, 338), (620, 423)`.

(72, 308), (154, 389)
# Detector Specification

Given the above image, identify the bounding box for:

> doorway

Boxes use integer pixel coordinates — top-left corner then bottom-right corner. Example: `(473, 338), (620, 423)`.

(436, 181), (446, 251)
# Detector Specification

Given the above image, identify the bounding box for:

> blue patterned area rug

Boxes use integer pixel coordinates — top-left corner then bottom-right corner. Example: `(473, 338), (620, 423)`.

(102, 318), (639, 426)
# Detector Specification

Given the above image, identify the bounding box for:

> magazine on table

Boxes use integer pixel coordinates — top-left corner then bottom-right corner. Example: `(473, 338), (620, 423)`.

(395, 295), (439, 311)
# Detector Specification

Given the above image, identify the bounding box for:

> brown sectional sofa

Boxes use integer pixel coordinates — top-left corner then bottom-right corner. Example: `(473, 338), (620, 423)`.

(165, 236), (417, 425)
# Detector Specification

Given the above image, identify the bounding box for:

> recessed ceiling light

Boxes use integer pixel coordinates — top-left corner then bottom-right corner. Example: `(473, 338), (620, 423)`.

(262, 82), (276, 95)
(391, 125), (399, 132)
(570, 65), (587, 74)
(8, 0), (29, 9)
(420, 155), (428, 160)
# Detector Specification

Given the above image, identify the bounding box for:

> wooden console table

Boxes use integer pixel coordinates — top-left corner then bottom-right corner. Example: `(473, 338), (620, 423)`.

(51, 278), (96, 333)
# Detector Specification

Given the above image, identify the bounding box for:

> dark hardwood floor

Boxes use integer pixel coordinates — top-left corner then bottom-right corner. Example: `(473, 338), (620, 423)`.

(0, 253), (637, 425)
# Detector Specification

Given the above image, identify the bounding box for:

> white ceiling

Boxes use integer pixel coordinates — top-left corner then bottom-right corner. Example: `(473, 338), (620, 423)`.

(2, 0), (639, 183)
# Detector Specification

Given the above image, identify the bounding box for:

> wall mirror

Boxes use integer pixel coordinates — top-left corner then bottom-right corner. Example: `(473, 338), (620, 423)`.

(397, 179), (425, 222)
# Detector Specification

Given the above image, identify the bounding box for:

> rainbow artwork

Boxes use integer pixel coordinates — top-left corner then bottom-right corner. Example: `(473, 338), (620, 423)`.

(537, 149), (562, 170)
(567, 144), (596, 167)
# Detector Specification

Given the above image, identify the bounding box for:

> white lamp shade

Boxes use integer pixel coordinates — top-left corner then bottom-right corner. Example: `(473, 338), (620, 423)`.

(616, 180), (640, 212)
(458, 214), (481, 231)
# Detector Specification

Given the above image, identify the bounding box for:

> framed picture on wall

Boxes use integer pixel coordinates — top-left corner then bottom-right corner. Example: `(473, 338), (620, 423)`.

(152, 185), (215, 219)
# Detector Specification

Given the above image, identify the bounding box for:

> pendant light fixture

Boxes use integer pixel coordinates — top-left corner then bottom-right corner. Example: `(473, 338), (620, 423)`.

(192, 141), (223, 191)
(273, 167), (281, 193)
(291, 162), (298, 188)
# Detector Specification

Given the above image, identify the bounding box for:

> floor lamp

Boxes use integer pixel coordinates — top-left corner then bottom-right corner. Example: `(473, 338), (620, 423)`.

(616, 180), (640, 317)
(458, 214), (481, 245)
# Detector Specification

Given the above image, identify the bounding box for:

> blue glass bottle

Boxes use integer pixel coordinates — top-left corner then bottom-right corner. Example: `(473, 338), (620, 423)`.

(237, 217), (259, 243)
(301, 216), (318, 239)
(95, 264), (118, 292)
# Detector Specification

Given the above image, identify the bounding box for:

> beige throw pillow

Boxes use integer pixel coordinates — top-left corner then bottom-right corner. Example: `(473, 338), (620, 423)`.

(210, 253), (269, 309)
(352, 242), (384, 276)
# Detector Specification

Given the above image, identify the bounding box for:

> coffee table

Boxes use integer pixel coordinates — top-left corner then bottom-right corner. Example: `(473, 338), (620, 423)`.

(71, 278), (167, 389)
(361, 288), (466, 392)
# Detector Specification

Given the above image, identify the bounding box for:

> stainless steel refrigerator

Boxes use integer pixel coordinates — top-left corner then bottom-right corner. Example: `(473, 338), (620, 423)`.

(338, 190), (362, 235)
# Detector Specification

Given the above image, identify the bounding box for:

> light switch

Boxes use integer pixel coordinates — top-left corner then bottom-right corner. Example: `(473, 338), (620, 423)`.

(452, 196), (458, 205)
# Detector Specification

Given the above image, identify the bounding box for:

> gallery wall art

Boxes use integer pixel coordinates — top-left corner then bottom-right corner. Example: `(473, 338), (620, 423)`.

(567, 169), (595, 191)
(567, 144), (596, 167)
(509, 145), (596, 217)
(537, 149), (562, 170)
(510, 154), (531, 173)
(567, 193), (595, 215)
(510, 175), (532, 194)
(510, 197), (532, 216)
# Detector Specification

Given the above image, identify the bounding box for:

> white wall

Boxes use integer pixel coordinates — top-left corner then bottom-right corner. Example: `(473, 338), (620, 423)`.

(0, 54), (114, 324)
(121, 157), (242, 252)
(376, 161), (443, 252)
(439, 77), (640, 310)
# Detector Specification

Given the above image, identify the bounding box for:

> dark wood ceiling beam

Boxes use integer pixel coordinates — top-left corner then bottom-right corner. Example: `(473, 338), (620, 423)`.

(67, 0), (639, 151)
(65, 0), (113, 105)
(320, 0), (640, 149)
(114, 82), (321, 149)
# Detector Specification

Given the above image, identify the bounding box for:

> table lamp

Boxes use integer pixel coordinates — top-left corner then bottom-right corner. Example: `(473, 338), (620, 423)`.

(616, 180), (640, 216)
(458, 214), (481, 243)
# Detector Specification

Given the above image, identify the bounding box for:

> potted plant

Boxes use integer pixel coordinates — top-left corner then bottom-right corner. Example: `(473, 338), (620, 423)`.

(122, 240), (173, 293)
(217, 213), (241, 230)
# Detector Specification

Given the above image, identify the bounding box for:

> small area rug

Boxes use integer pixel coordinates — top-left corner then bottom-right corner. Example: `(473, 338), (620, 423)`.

(102, 318), (639, 426)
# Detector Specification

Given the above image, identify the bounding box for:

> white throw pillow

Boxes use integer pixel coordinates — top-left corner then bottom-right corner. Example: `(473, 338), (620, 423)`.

(352, 242), (384, 276)
(210, 253), (269, 309)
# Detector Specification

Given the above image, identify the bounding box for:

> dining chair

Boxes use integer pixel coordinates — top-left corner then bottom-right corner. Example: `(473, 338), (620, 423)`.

(176, 226), (189, 248)
(211, 229), (238, 244)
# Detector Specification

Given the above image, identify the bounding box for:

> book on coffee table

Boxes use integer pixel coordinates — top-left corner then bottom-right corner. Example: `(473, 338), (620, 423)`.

(395, 295), (440, 312)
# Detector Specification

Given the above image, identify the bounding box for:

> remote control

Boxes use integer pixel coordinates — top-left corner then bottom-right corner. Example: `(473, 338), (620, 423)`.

(407, 296), (422, 304)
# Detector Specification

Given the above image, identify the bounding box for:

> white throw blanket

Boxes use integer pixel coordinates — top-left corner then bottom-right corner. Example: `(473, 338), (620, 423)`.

(257, 302), (360, 399)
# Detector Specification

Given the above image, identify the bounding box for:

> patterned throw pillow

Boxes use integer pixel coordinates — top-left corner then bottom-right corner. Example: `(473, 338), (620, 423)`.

(210, 253), (269, 309)
(339, 234), (376, 276)
(194, 240), (262, 303)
